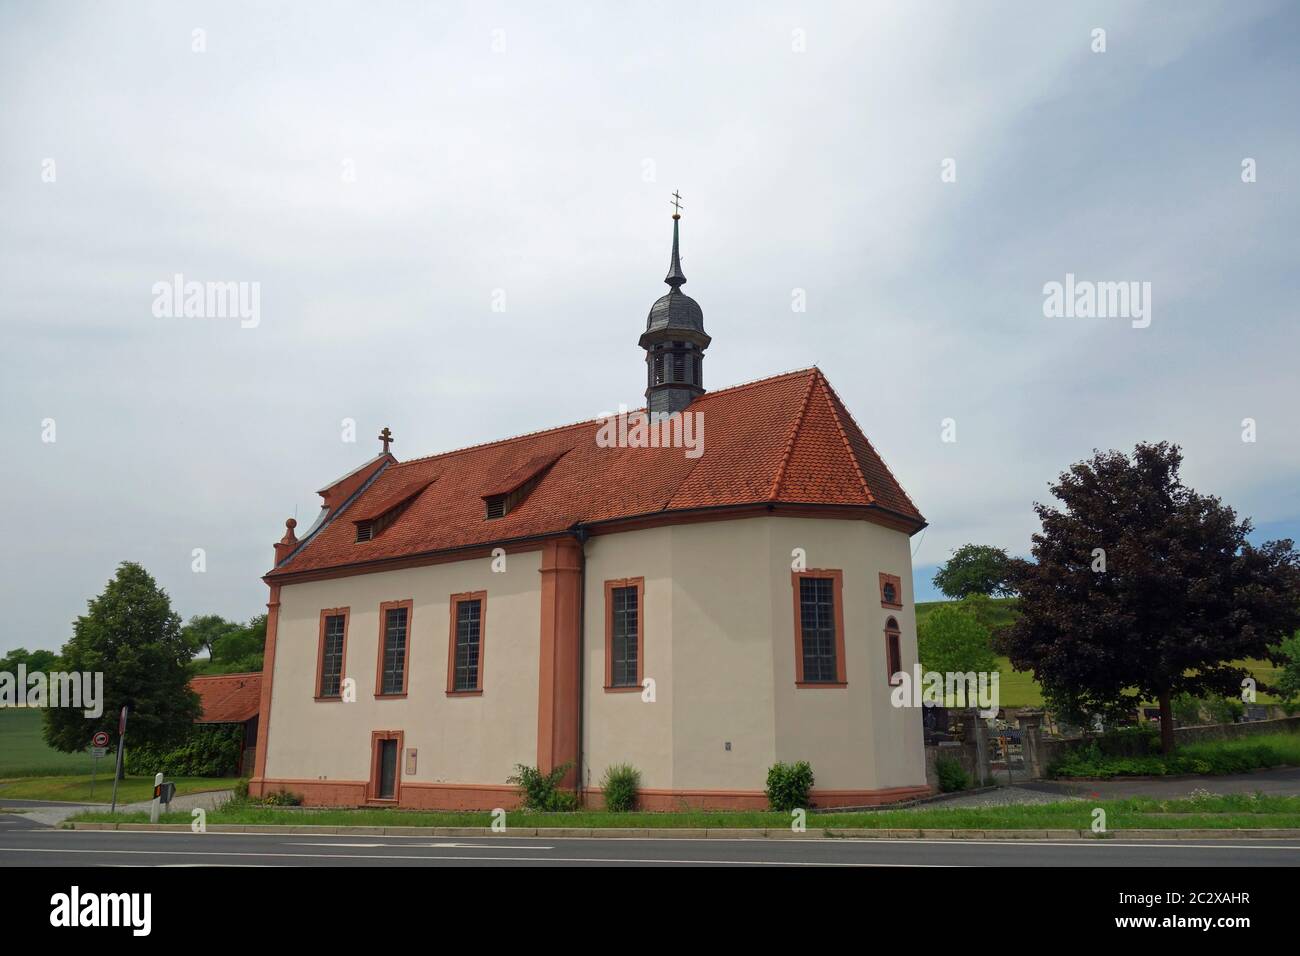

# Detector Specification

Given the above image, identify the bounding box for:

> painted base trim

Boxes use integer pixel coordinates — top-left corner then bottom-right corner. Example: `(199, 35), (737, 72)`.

(251, 777), (522, 810)
(584, 785), (934, 811)
(251, 778), (931, 811)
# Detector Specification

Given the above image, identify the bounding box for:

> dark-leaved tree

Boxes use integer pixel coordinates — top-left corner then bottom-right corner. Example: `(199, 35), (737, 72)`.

(43, 562), (201, 769)
(996, 443), (1300, 753)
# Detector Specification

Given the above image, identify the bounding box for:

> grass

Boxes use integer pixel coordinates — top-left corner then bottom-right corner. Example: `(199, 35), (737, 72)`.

(67, 793), (1300, 830)
(0, 774), (239, 805)
(914, 599), (1291, 708)
(0, 708), (94, 777)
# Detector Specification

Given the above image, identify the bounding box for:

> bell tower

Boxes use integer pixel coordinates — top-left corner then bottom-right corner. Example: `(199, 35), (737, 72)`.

(639, 193), (710, 415)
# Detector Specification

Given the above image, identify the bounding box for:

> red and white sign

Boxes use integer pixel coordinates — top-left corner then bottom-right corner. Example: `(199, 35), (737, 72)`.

(92, 731), (109, 748)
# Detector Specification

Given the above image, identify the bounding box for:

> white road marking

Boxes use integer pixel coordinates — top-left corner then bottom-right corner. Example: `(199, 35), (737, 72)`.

(285, 841), (552, 850)
(22, 829), (1300, 851)
(0, 846), (951, 866)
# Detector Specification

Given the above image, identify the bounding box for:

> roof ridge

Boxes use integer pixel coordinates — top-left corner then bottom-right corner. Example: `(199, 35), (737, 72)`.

(768, 368), (819, 500)
(390, 367), (819, 469)
(815, 370), (876, 505)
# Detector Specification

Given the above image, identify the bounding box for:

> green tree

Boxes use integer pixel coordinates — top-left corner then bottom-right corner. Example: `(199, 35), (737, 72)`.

(194, 613), (267, 675)
(181, 614), (242, 659)
(1275, 632), (1300, 713)
(932, 544), (1014, 599)
(43, 563), (201, 767)
(917, 604), (997, 675)
(0, 646), (60, 674)
(997, 443), (1300, 754)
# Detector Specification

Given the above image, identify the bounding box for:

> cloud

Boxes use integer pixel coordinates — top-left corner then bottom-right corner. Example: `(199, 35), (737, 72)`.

(1, 0), (1296, 650)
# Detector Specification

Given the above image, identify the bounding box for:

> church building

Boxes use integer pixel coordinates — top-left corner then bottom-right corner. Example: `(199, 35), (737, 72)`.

(251, 208), (930, 809)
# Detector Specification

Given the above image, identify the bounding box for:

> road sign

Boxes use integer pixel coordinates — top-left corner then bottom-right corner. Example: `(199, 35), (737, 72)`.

(92, 731), (109, 748)
(91, 747), (107, 759)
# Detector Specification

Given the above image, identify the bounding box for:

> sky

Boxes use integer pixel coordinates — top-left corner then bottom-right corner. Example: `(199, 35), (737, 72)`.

(1, 0), (1297, 654)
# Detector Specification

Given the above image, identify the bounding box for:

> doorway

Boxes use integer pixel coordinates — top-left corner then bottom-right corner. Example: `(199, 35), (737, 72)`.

(369, 731), (403, 802)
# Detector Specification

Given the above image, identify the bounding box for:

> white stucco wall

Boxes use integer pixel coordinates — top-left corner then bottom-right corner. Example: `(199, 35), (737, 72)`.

(264, 513), (926, 800)
(264, 550), (542, 786)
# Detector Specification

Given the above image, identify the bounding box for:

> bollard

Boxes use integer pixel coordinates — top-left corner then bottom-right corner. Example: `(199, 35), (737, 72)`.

(149, 772), (163, 824)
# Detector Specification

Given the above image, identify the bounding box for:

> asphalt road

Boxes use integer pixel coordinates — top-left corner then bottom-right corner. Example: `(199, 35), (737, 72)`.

(2, 826), (1299, 866)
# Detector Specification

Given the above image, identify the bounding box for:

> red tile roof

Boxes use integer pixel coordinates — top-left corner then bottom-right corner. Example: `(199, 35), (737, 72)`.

(190, 673), (262, 723)
(269, 368), (924, 578)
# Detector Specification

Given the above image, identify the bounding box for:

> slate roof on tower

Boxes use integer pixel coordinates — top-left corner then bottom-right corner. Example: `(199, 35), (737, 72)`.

(267, 367), (924, 580)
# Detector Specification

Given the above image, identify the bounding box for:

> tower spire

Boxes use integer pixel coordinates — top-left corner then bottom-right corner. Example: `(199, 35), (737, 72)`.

(665, 191), (686, 289)
(641, 193), (709, 415)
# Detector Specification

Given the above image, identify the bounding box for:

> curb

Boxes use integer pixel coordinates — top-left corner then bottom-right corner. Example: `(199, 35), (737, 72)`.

(64, 822), (1300, 840)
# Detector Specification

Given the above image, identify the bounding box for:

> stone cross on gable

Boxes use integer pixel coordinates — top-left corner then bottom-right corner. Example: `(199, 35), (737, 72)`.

(379, 427), (394, 455)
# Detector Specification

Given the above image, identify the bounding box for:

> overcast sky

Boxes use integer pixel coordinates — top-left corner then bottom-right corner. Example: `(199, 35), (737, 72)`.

(2, 1), (1297, 654)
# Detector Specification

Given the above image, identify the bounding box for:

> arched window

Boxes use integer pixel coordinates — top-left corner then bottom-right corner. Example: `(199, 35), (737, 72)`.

(885, 617), (902, 686)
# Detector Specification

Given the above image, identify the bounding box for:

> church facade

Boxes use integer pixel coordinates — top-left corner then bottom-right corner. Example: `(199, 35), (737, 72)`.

(251, 213), (930, 809)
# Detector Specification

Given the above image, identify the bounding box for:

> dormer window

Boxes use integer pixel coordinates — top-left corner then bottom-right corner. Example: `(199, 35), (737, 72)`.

(481, 450), (567, 521)
(351, 477), (435, 543)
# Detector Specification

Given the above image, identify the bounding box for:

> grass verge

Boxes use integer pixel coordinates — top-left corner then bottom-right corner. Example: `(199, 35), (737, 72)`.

(0, 775), (239, 804)
(66, 794), (1300, 830)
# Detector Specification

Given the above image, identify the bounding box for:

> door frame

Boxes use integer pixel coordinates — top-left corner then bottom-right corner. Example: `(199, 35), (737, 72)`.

(368, 730), (404, 804)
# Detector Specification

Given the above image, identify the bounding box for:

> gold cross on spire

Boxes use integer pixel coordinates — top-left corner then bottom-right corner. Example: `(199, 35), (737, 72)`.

(378, 426), (394, 455)
(670, 190), (684, 219)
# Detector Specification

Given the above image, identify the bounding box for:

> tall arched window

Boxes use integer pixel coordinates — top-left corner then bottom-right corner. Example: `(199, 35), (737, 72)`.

(885, 617), (902, 686)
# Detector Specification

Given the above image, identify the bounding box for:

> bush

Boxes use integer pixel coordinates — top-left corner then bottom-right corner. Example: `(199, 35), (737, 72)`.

(765, 760), (814, 811)
(234, 778), (250, 800)
(599, 763), (641, 813)
(124, 724), (243, 777)
(507, 762), (577, 812)
(934, 755), (971, 793)
(1048, 733), (1300, 779)
(259, 788), (302, 806)
(1095, 724), (1160, 757)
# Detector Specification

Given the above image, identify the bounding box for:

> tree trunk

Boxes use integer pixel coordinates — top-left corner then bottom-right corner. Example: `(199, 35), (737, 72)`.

(1157, 691), (1176, 755)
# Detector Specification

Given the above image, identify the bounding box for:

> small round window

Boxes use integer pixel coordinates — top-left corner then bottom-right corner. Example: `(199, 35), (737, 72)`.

(882, 582), (897, 605)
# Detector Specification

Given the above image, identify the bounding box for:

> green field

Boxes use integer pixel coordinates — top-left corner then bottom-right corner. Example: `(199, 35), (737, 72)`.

(0, 708), (238, 803)
(0, 708), (96, 777)
(914, 599), (1287, 708)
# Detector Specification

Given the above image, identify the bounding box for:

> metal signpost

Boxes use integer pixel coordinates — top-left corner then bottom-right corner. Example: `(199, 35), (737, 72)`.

(89, 731), (109, 799)
(109, 705), (128, 813)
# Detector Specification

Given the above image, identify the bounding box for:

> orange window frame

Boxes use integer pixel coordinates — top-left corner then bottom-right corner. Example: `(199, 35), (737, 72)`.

(604, 577), (645, 693)
(446, 590), (487, 695)
(791, 569), (847, 688)
(314, 607), (350, 701)
(374, 599), (413, 698)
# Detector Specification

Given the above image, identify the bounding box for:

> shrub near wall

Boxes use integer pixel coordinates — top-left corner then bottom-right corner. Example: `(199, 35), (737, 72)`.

(599, 764), (641, 812)
(124, 724), (243, 777)
(765, 761), (814, 811)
